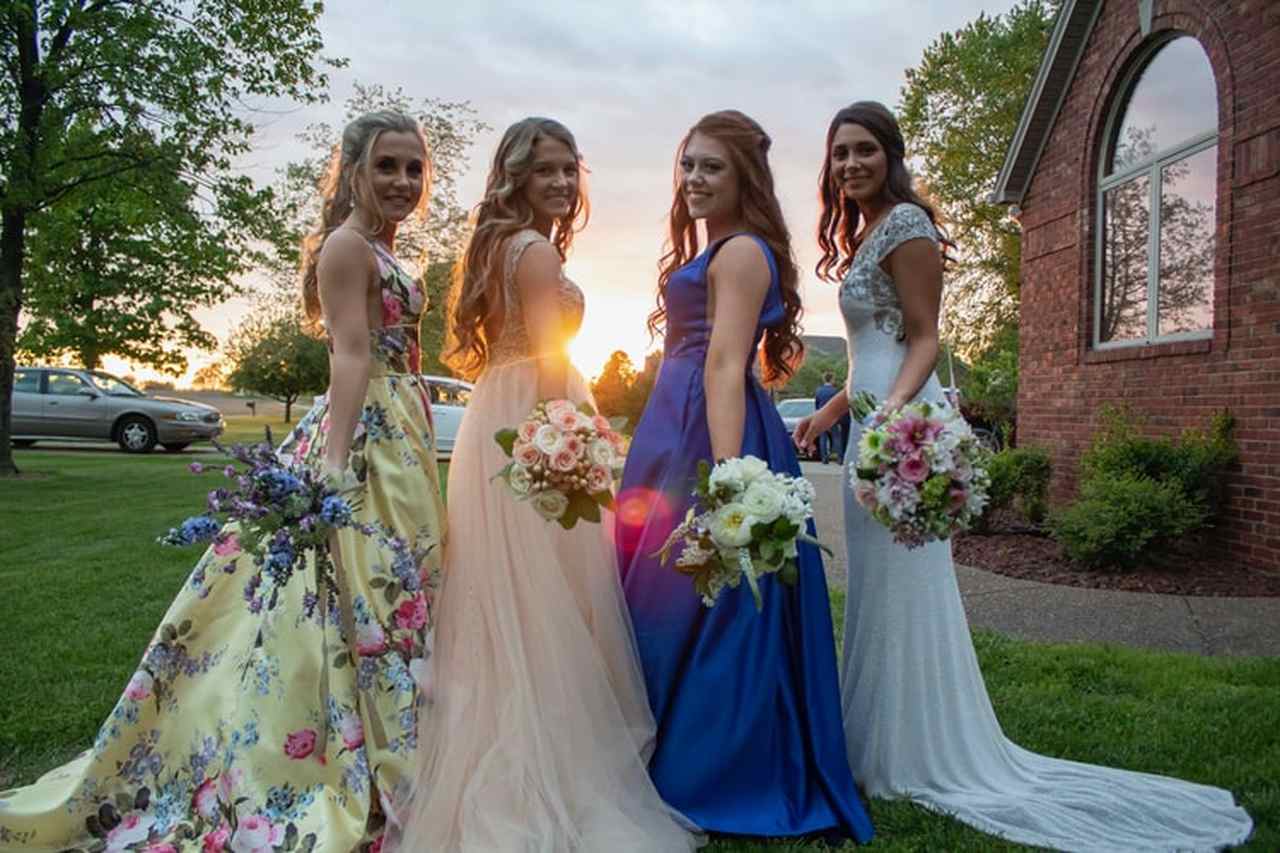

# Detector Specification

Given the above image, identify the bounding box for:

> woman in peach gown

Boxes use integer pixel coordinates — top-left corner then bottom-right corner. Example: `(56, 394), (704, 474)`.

(388, 117), (698, 852)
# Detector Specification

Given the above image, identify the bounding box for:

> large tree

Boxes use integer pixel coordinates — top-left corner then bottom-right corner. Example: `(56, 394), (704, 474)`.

(898, 0), (1059, 356)
(0, 0), (337, 474)
(259, 83), (486, 377)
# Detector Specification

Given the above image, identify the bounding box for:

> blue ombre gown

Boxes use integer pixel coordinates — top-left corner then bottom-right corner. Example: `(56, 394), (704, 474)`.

(615, 233), (875, 842)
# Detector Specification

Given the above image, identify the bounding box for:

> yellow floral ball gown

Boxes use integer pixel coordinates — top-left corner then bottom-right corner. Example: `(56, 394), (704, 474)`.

(0, 237), (446, 852)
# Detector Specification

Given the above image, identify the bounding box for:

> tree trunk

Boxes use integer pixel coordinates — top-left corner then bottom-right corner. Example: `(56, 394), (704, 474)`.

(284, 395), (294, 423)
(0, 208), (27, 476)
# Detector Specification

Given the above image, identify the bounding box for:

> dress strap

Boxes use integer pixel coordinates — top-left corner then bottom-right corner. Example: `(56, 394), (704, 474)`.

(501, 229), (549, 318)
(872, 203), (939, 264)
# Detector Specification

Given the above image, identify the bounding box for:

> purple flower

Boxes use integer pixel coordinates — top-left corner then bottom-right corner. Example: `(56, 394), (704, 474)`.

(224, 465), (238, 478)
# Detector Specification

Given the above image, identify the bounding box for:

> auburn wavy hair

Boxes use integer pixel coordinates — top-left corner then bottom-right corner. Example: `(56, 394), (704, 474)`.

(443, 117), (589, 379)
(648, 110), (803, 385)
(299, 110), (430, 333)
(816, 101), (952, 282)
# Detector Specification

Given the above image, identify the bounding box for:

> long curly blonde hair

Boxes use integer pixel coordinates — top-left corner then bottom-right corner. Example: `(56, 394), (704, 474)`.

(300, 110), (431, 332)
(444, 117), (588, 379)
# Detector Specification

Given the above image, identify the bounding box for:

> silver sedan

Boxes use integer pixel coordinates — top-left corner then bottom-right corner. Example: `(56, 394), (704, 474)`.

(11, 366), (224, 453)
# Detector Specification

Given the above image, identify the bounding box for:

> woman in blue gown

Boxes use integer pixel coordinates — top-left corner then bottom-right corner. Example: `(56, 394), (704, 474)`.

(615, 110), (874, 843)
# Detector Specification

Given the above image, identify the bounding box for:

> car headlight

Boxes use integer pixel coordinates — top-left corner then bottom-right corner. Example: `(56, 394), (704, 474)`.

(173, 411), (201, 422)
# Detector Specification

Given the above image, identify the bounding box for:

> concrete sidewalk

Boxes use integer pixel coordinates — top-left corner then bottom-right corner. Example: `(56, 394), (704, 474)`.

(800, 461), (1280, 658)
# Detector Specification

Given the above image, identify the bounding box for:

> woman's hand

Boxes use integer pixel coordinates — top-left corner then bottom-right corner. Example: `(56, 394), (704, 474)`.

(794, 388), (848, 452)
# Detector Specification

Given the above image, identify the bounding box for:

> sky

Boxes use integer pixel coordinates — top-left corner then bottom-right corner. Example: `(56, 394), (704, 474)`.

(128, 0), (1028, 385)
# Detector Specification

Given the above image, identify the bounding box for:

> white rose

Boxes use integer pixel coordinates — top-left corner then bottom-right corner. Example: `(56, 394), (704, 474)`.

(533, 424), (565, 455)
(741, 479), (784, 523)
(507, 464), (533, 495)
(532, 490), (569, 520)
(588, 439), (616, 468)
(708, 458), (746, 494)
(708, 502), (755, 549)
(738, 455), (769, 483)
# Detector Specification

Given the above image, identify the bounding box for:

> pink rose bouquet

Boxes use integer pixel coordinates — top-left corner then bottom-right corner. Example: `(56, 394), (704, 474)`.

(494, 399), (626, 529)
(850, 397), (991, 548)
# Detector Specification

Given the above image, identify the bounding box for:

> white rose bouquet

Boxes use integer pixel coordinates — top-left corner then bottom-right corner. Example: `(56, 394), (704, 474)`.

(494, 399), (628, 529)
(654, 455), (829, 610)
(849, 392), (991, 548)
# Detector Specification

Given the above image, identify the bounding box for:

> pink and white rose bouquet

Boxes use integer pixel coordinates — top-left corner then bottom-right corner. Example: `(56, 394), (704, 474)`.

(655, 456), (828, 610)
(850, 397), (990, 548)
(494, 399), (627, 529)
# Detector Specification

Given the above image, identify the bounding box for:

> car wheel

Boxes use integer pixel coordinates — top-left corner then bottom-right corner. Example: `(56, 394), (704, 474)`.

(117, 416), (158, 454)
(12, 439), (35, 448)
(162, 442), (191, 453)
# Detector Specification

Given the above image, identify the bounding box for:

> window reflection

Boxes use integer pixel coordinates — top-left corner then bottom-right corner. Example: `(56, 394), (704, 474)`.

(1158, 146), (1216, 335)
(1101, 175), (1151, 343)
(1110, 37), (1217, 174)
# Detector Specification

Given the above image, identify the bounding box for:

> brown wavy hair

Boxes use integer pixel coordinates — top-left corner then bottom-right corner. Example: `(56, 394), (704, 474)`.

(444, 117), (589, 379)
(299, 110), (431, 332)
(816, 101), (952, 282)
(648, 110), (803, 385)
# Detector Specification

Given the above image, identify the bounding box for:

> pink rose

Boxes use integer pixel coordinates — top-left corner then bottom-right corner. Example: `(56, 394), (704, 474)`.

(854, 480), (879, 509)
(124, 670), (153, 701)
(395, 593), (428, 632)
(898, 453), (930, 484)
(545, 399), (575, 419)
(229, 814), (284, 853)
(512, 441), (542, 468)
(192, 778), (220, 820)
(212, 534), (241, 558)
(202, 825), (231, 853)
(607, 431), (628, 454)
(517, 420), (539, 443)
(283, 729), (317, 760)
(216, 768), (243, 805)
(356, 621), (388, 656)
(105, 812), (155, 851)
(591, 414), (611, 433)
(381, 291), (403, 326)
(562, 434), (584, 458)
(551, 447), (578, 473)
(586, 465), (611, 493)
(340, 712), (364, 751)
(553, 409), (582, 432)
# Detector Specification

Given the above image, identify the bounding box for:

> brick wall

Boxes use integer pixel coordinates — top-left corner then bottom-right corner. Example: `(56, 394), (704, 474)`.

(1017, 0), (1280, 568)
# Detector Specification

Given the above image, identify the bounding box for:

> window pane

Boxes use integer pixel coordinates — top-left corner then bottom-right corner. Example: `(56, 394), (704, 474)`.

(14, 370), (39, 392)
(1101, 175), (1151, 343)
(1109, 37), (1217, 174)
(1158, 145), (1216, 335)
(47, 373), (88, 395)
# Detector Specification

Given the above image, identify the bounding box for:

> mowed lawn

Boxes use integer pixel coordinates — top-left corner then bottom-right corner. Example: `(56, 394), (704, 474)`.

(1, 450), (1277, 851)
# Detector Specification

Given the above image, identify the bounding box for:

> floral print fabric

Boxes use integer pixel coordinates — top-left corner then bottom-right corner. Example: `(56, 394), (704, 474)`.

(0, 238), (445, 852)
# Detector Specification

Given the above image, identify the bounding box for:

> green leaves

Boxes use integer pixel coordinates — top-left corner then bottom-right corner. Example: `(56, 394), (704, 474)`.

(494, 429), (518, 457)
(223, 312), (329, 420)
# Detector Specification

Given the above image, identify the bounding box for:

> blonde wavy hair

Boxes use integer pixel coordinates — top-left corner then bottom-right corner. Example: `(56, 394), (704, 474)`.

(300, 110), (431, 333)
(444, 117), (589, 379)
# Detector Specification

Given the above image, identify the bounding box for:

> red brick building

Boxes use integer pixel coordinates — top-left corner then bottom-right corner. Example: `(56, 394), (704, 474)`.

(992, 0), (1280, 568)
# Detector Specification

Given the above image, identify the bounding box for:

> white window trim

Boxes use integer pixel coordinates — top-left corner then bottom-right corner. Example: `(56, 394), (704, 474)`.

(1093, 37), (1219, 351)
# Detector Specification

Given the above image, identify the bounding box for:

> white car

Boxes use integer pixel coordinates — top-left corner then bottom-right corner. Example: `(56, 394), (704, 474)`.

(421, 375), (472, 460)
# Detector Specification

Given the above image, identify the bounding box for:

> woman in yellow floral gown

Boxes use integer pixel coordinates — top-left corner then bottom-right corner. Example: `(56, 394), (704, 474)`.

(0, 111), (445, 853)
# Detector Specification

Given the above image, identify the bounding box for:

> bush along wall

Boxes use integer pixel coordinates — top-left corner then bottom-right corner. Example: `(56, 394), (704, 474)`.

(1049, 407), (1237, 570)
(976, 446), (1052, 531)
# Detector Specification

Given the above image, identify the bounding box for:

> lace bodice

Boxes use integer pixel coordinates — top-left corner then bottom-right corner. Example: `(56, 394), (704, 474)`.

(839, 203), (941, 398)
(488, 229), (585, 367)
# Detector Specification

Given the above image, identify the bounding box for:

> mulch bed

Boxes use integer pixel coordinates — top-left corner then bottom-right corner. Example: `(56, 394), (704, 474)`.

(954, 512), (1280, 598)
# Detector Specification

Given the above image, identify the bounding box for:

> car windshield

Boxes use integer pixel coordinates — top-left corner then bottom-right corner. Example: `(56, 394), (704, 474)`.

(88, 372), (143, 396)
(777, 399), (814, 417)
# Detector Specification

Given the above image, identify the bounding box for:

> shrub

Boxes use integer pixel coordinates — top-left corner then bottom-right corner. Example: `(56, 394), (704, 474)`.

(980, 446), (1052, 528)
(1051, 407), (1237, 569)
(959, 324), (1018, 436)
(1050, 475), (1205, 568)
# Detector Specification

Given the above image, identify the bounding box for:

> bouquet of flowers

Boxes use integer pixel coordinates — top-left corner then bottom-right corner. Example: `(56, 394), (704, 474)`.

(848, 392), (991, 548)
(159, 433), (371, 610)
(494, 399), (627, 529)
(654, 455), (828, 610)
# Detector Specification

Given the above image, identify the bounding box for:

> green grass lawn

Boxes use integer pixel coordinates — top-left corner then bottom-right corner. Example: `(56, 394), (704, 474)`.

(2, 450), (1276, 850)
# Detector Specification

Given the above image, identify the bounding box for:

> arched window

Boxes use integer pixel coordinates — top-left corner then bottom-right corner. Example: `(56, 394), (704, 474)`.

(1096, 35), (1218, 347)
